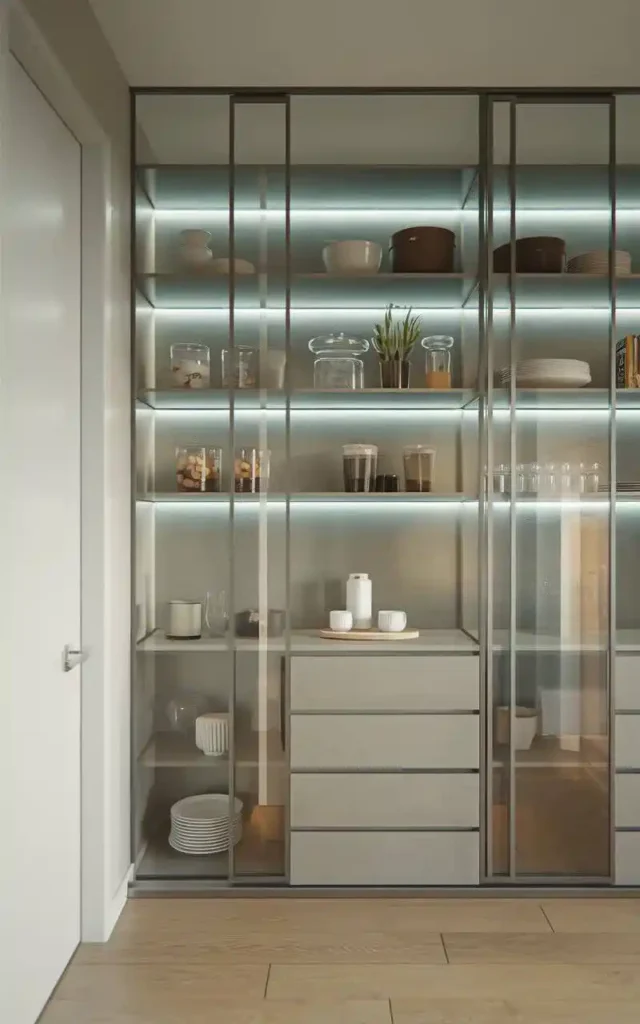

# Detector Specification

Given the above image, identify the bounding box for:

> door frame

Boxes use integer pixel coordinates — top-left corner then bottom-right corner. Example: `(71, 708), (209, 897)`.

(0, 0), (130, 940)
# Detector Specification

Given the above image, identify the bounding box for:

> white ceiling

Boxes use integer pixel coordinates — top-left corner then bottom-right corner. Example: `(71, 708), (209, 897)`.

(90, 0), (640, 90)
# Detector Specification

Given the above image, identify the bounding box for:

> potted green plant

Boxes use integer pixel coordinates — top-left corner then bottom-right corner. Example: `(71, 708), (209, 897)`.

(372, 304), (421, 388)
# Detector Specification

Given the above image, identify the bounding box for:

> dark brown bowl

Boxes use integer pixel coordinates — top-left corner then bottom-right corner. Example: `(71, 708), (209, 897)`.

(390, 226), (456, 273)
(493, 236), (566, 273)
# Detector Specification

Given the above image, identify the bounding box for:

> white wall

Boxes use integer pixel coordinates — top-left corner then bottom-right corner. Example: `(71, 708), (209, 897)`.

(19, 0), (132, 936)
(91, 0), (640, 90)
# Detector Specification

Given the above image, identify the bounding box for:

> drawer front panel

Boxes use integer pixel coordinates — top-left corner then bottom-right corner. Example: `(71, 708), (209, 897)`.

(291, 773), (479, 828)
(615, 831), (640, 886)
(615, 715), (640, 769)
(290, 830), (479, 886)
(615, 657), (640, 711)
(290, 656), (478, 712)
(615, 773), (640, 828)
(290, 714), (479, 770)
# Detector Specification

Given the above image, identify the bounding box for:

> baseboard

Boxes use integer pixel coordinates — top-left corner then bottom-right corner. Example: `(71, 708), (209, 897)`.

(83, 865), (132, 943)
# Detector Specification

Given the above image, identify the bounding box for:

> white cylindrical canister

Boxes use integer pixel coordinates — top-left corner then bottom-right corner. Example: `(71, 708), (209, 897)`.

(167, 600), (202, 639)
(346, 573), (372, 629)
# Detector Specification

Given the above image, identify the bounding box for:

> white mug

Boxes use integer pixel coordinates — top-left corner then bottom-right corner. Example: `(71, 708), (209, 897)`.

(378, 610), (407, 633)
(195, 714), (229, 757)
(329, 609), (353, 632)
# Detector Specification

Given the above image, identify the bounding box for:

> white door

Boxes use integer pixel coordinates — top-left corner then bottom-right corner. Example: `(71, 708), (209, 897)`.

(0, 55), (82, 1024)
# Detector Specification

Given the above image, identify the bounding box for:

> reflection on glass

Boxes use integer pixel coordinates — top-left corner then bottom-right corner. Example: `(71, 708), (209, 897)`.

(489, 98), (611, 880)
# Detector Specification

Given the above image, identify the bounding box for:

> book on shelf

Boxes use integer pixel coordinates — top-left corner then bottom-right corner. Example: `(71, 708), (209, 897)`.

(616, 334), (640, 388)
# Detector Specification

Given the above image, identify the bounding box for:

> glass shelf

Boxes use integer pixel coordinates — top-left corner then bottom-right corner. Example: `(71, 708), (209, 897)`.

(489, 273), (640, 309)
(137, 628), (479, 654)
(137, 388), (476, 411)
(138, 729), (284, 769)
(139, 492), (474, 504)
(491, 389), (640, 410)
(137, 272), (473, 310)
(137, 826), (285, 881)
(494, 736), (608, 770)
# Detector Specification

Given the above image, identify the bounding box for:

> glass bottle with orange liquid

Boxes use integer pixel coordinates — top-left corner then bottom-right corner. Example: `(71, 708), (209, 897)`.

(422, 335), (454, 389)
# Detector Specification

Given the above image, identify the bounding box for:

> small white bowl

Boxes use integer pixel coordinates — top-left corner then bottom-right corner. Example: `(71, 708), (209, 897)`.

(329, 610), (353, 632)
(378, 610), (407, 633)
(322, 240), (382, 275)
(211, 257), (256, 275)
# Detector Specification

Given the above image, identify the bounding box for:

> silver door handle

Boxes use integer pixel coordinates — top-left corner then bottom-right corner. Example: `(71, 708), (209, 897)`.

(63, 645), (87, 672)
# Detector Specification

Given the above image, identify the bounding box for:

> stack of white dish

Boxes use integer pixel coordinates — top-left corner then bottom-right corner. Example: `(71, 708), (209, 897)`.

(567, 250), (631, 275)
(499, 359), (591, 388)
(169, 794), (243, 855)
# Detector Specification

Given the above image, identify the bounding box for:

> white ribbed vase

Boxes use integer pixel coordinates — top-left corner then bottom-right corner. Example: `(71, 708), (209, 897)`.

(195, 714), (229, 757)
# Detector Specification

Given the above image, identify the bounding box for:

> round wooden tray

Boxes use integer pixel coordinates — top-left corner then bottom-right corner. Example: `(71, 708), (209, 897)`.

(318, 628), (420, 641)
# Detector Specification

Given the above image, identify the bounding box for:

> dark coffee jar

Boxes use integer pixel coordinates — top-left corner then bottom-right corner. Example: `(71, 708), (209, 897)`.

(390, 226), (456, 273)
(493, 236), (566, 273)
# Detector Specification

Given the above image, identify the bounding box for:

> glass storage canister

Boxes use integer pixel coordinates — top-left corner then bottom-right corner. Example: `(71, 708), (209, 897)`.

(309, 333), (369, 390)
(421, 335), (454, 389)
(222, 346), (257, 388)
(235, 448), (270, 493)
(403, 445), (436, 493)
(170, 343), (211, 389)
(176, 446), (222, 493)
(343, 444), (378, 493)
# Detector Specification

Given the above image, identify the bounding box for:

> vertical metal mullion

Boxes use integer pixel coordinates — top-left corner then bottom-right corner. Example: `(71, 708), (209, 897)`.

(283, 95), (292, 883)
(479, 94), (493, 880)
(608, 95), (617, 883)
(508, 99), (518, 880)
(227, 96), (237, 884)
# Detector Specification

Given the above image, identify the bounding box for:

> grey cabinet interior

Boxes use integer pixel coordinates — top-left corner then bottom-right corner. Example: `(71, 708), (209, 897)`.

(131, 90), (640, 892)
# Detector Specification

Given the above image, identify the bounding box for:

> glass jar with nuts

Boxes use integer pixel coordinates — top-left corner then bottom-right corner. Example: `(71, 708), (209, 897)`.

(234, 448), (270, 493)
(176, 446), (222, 493)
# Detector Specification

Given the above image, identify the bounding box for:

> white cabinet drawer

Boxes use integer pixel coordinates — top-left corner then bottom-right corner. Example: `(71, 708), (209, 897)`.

(616, 657), (640, 711)
(290, 830), (479, 886)
(615, 831), (640, 885)
(291, 773), (479, 828)
(291, 714), (479, 770)
(290, 656), (478, 712)
(615, 774), (640, 828)
(615, 716), (640, 769)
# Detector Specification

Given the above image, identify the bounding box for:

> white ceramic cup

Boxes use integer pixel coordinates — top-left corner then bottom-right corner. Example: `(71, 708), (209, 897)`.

(329, 609), (353, 632)
(195, 713), (229, 757)
(378, 610), (407, 633)
(322, 240), (382, 274)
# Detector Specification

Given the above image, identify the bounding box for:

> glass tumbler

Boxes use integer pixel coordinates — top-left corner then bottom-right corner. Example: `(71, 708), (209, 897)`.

(222, 347), (257, 388)
(403, 445), (436, 493)
(176, 446), (222, 493)
(234, 448), (270, 493)
(309, 333), (369, 390)
(421, 335), (454, 389)
(342, 444), (378, 493)
(170, 343), (211, 389)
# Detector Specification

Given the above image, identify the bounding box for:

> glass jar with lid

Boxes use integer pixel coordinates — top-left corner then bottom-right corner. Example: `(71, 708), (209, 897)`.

(170, 343), (211, 389)
(308, 333), (369, 390)
(421, 335), (454, 389)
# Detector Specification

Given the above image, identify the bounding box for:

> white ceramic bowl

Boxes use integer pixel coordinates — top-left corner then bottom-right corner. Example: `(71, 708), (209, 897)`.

(377, 610), (407, 633)
(322, 240), (382, 275)
(210, 257), (256, 275)
(194, 713), (229, 757)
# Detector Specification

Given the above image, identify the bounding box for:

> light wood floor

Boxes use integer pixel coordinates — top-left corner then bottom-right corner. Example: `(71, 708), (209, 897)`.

(40, 897), (640, 1023)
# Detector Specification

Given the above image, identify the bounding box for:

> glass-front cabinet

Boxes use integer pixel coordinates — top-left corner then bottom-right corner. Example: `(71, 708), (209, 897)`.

(132, 89), (640, 890)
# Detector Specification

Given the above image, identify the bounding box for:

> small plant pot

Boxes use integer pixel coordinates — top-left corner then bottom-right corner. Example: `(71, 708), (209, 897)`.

(379, 360), (411, 389)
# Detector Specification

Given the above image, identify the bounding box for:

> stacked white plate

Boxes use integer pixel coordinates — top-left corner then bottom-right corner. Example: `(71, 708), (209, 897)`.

(499, 359), (591, 388)
(169, 794), (243, 855)
(567, 250), (631, 275)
